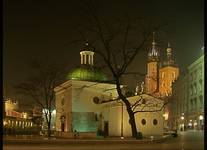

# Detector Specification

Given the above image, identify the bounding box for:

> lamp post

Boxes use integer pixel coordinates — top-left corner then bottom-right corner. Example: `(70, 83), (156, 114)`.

(199, 115), (203, 130)
(181, 116), (184, 131)
(121, 102), (124, 139)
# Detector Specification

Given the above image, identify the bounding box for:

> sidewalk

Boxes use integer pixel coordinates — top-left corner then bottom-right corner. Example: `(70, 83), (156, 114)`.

(3, 134), (173, 144)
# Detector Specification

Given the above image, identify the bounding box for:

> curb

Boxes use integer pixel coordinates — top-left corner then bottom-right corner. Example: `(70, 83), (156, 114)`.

(3, 136), (172, 145)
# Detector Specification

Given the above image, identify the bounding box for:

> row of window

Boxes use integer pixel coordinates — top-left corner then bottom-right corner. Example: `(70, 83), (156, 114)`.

(3, 119), (33, 128)
(189, 96), (203, 110)
(189, 67), (203, 81)
(189, 81), (203, 96)
(161, 71), (176, 79)
(141, 119), (158, 126)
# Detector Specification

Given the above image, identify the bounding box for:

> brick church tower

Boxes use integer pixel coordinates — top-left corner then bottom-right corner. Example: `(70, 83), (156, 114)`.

(145, 33), (179, 97)
(145, 32), (160, 94)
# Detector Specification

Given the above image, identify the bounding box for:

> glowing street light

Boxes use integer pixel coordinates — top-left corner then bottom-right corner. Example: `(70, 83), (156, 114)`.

(181, 116), (184, 120)
(199, 115), (203, 120)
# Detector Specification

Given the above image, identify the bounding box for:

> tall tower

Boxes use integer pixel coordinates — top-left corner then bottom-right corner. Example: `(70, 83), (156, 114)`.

(159, 43), (179, 97)
(145, 32), (159, 94)
(80, 42), (95, 66)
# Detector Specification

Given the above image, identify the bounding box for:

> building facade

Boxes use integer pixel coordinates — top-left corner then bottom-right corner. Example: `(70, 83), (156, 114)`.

(145, 34), (179, 97)
(170, 54), (204, 131)
(3, 98), (34, 135)
(54, 43), (164, 138)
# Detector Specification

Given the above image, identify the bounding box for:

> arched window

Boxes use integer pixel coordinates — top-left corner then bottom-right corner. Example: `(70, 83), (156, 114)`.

(172, 71), (176, 79)
(162, 72), (165, 78)
(141, 119), (146, 125)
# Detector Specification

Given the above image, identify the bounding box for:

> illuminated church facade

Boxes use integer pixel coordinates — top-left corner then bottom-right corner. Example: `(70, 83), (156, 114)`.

(145, 33), (180, 129)
(145, 33), (179, 97)
(54, 43), (164, 138)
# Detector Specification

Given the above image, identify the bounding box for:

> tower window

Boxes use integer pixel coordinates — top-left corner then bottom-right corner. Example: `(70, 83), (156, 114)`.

(162, 72), (165, 78)
(172, 72), (176, 79)
(161, 82), (165, 88)
(61, 98), (65, 106)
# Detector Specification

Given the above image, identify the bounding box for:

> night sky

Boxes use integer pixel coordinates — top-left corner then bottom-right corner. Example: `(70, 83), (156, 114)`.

(3, 0), (204, 108)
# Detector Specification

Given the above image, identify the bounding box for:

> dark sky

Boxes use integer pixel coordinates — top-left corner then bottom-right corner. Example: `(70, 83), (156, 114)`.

(3, 0), (204, 107)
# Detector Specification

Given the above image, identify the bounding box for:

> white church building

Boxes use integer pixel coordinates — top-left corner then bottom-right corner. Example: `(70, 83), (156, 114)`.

(54, 43), (164, 138)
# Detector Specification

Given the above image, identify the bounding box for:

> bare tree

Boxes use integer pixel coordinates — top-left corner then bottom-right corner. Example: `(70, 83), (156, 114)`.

(73, 0), (168, 139)
(15, 61), (67, 137)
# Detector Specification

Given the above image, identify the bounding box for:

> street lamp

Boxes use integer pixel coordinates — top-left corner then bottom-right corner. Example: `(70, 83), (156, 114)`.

(199, 115), (203, 120)
(199, 115), (203, 130)
(180, 116), (184, 131)
(121, 102), (124, 139)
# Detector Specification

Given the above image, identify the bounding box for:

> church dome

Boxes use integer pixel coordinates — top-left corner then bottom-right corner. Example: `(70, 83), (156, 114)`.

(66, 65), (108, 82)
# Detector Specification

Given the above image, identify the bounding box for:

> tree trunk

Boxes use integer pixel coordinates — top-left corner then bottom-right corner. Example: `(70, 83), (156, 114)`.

(47, 121), (51, 138)
(115, 78), (141, 139)
(126, 108), (138, 138)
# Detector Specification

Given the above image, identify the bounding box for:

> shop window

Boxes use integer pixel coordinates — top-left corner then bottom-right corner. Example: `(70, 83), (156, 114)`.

(141, 119), (146, 125)
(153, 119), (158, 125)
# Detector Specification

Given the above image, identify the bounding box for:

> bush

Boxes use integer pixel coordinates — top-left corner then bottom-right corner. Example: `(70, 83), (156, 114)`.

(97, 130), (105, 136)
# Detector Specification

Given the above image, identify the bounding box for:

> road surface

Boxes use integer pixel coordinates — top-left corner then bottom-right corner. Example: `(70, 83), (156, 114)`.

(3, 130), (204, 150)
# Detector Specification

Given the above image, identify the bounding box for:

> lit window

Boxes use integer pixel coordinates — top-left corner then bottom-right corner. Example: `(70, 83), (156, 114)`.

(161, 82), (164, 88)
(172, 71), (175, 79)
(162, 72), (165, 78)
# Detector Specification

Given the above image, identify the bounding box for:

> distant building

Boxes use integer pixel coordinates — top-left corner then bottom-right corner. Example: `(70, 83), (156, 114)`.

(145, 33), (179, 97)
(170, 54), (204, 131)
(3, 98), (33, 134)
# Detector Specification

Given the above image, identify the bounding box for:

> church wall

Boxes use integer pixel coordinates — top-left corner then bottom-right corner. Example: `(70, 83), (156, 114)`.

(71, 81), (104, 112)
(108, 105), (164, 137)
(71, 80), (117, 132)
(55, 81), (72, 132)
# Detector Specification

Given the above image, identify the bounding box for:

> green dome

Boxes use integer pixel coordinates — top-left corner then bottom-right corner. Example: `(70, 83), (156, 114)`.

(67, 65), (108, 82)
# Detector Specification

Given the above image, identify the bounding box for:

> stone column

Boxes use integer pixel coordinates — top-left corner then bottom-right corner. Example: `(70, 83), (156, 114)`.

(89, 55), (91, 65)
(80, 54), (83, 64)
(84, 54), (86, 64)
(91, 55), (93, 65)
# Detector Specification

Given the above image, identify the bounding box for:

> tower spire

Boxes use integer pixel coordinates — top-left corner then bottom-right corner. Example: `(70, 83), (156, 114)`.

(148, 32), (159, 61)
(152, 32), (156, 50)
(168, 42), (171, 48)
(166, 42), (175, 66)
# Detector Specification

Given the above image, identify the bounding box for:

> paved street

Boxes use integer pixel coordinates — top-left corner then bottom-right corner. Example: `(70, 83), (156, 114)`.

(3, 130), (204, 150)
